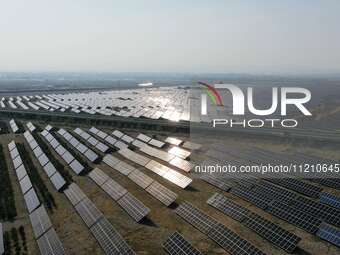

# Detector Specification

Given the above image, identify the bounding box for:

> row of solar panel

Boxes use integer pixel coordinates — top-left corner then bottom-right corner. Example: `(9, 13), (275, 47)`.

(9, 119), (19, 133)
(74, 128), (110, 153)
(58, 128), (99, 162)
(8, 141), (65, 254)
(175, 202), (266, 255)
(88, 167), (150, 222)
(40, 127), (85, 175)
(24, 131), (67, 191)
(163, 232), (202, 255)
(103, 155), (177, 206)
(63, 183), (135, 254)
(207, 193), (301, 253)
(26, 121), (36, 132)
(116, 148), (192, 189)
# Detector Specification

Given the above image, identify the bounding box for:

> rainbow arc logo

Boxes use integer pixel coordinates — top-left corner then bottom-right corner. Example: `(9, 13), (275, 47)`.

(198, 81), (224, 106)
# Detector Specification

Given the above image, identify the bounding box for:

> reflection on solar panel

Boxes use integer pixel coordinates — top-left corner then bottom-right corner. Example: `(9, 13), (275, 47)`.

(320, 192), (340, 210)
(29, 205), (52, 238)
(165, 137), (182, 146)
(149, 139), (165, 148)
(128, 170), (153, 189)
(75, 197), (103, 228)
(50, 172), (66, 191)
(140, 145), (175, 162)
(64, 183), (86, 206)
(24, 188), (41, 213)
(102, 179), (128, 201)
(168, 147), (191, 159)
(200, 175), (232, 192)
(37, 228), (65, 255)
(290, 196), (340, 227)
(163, 232), (202, 255)
(316, 223), (340, 247)
(267, 201), (322, 233)
(90, 217), (135, 255)
(118, 148), (150, 166)
(117, 193), (150, 222)
(176, 202), (265, 255)
(169, 157), (193, 172)
(145, 181), (177, 206)
(88, 168), (110, 186)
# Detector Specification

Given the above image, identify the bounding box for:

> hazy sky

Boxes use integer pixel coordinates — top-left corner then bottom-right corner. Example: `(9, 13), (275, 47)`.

(0, 0), (339, 74)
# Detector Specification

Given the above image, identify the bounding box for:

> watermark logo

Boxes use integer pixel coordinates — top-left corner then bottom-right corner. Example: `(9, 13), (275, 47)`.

(198, 82), (312, 128)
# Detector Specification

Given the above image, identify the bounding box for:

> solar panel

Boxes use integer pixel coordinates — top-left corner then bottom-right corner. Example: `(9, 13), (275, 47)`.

(29, 205), (53, 238)
(8, 141), (16, 151)
(230, 186), (271, 210)
(95, 142), (109, 153)
(113, 161), (136, 176)
(140, 145), (175, 162)
(33, 146), (43, 158)
(37, 228), (65, 255)
(291, 196), (340, 227)
(50, 172), (66, 191)
(243, 212), (301, 253)
(182, 141), (201, 150)
(16, 164), (27, 181)
(64, 183), (86, 206)
(253, 181), (297, 205)
(84, 149), (99, 162)
(121, 134), (134, 144)
(163, 170), (192, 189)
(45, 125), (53, 131)
(61, 151), (74, 164)
(207, 193), (248, 222)
(69, 159), (84, 175)
(19, 175), (33, 194)
(69, 137), (80, 147)
(75, 197), (103, 228)
(45, 133), (54, 143)
(112, 130), (124, 138)
(267, 201), (322, 233)
(88, 168), (110, 186)
(117, 193), (150, 222)
(316, 223), (340, 247)
(10, 147), (19, 160)
(13, 156), (23, 169)
(267, 178), (322, 198)
(168, 147), (190, 159)
(55, 145), (67, 156)
(200, 175), (232, 192)
(163, 232), (202, 255)
(41, 130), (49, 137)
(145, 160), (170, 176)
(115, 141), (129, 150)
(118, 148), (151, 166)
(132, 139), (147, 148)
(128, 170), (153, 189)
(74, 127), (83, 135)
(81, 132), (91, 140)
(145, 181), (177, 206)
(76, 143), (87, 154)
(149, 139), (165, 148)
(24, 188), (40, 213)
(38, 154), (49, 167)
(208, 223), (265, 255)
(137, 133), (152, 143)
(63, 132), (72, 141)
(97, 130), (108, 140)
(169, 157), (193, 172)
(42, 162), (57, 177)
(50, 139), (60, 149)
(102, 179), (128, 201)
(165, 137), (182, 146)
(320, 192), (340, 210)
(87, 136), (99, 146)
(104, 136), (117, 146)
(29, 139), (39, 150)
(90, 217), (135, 255)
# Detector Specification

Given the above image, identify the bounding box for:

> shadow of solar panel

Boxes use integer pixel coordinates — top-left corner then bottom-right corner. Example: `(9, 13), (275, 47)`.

(316, 223), (340, 247)
(64, 183), (86, 206)
(175, 202), (218, 235)
(75, 197), (103, 228)
(145, 181), (177, 206)
(163, 232), (202, 255)
(90, 217), (135, 255)
(207, 193), (248, 222)
(24, 188), (40, 213)
(117, 193), (150, 222)
(243, 213), (301, 253)
(267, 178), (322, 198)
(230, 186), (271, 210)
(102, 179), (128, 201)
(291, 196), (340, 227)
(128, 170), (153, 189)
(208, 223), (266, 255)
(88, 168), (110, 186)
(29, 205), (52, 238)
(320, 193), (340, 210)
(37, 228), (65, 255)
(267, 201), (321, 233)
(200, 175), (232, 192)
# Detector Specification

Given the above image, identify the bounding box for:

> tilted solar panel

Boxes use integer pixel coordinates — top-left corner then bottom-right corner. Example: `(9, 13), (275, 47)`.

(102, 179), (128, 201)
(36, 228), (65, 255)
(128, 170), (153, 189)
(200, 175), (232, 192)
(145, 181), (177, 206)
(117, 193), (150, 222)
(316, 223), (340, 247)
(163, 232), (202, 255)
(88, 168), (110, 186)
(29, 205), (53, 238)
(320, 192), (340, 210)
(75, 197), (103, 228)
(64, 183), (87, 206)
